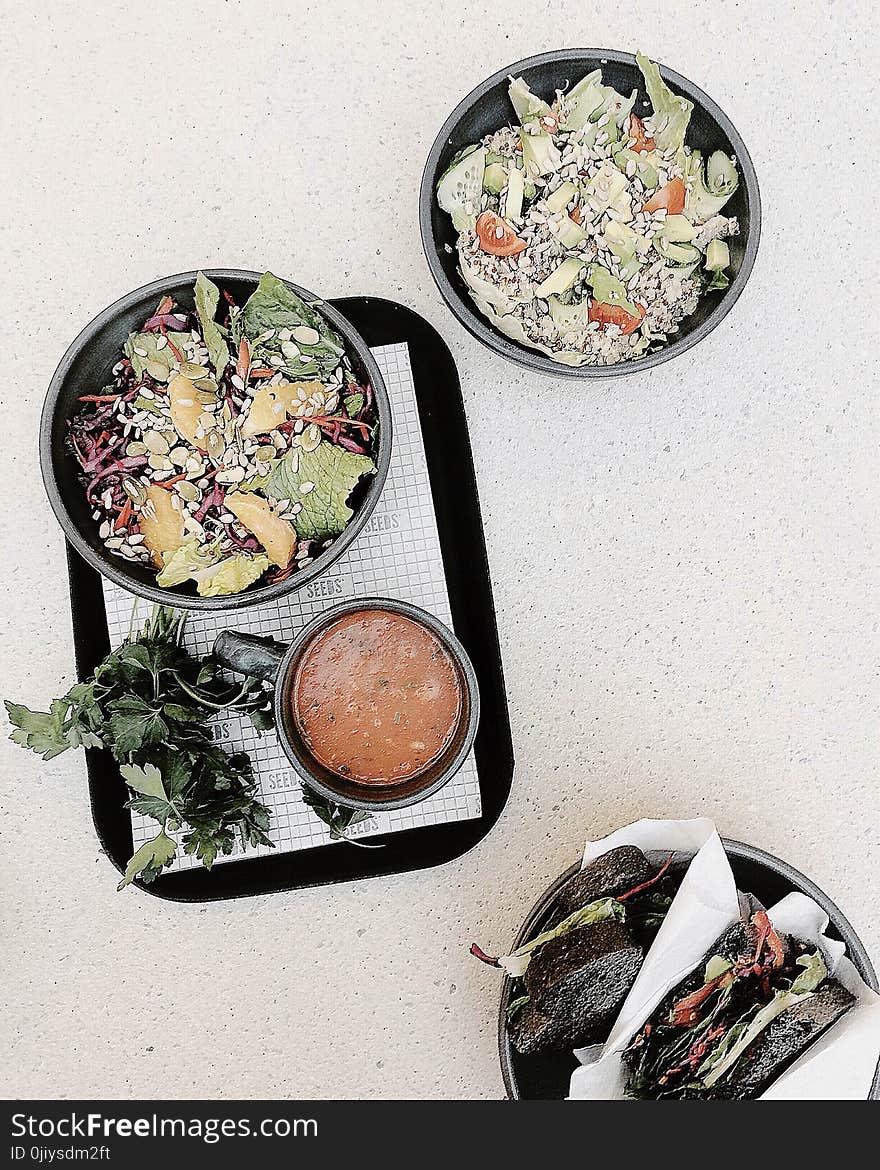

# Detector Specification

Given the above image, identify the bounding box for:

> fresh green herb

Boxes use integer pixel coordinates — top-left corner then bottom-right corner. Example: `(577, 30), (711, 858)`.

(5, 606), (275, 889)
(194, 271), (230, 379)
(299, 785), (376, 845)
(266, 440), (376, 542)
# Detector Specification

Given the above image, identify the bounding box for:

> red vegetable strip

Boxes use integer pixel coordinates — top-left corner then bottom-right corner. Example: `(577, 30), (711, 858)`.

(470, 943), (501, 967)
(114, 498), (132, 532)
(617, 852), (674, 902)
(236, 338), (250, 381)
(159, 323), (184, 363)
(78, 393), (122, 403)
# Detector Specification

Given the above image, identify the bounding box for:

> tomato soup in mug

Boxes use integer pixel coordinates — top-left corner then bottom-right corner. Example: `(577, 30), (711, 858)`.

(291, 608), (463, 786)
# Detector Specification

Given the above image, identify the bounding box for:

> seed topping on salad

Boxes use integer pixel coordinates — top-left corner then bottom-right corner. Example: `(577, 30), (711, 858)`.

(436, 53), (741, 366)
(69, 272), (378, 596)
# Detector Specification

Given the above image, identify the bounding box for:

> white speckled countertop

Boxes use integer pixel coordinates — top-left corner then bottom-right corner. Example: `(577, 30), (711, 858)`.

(1, 1), (877, 1100)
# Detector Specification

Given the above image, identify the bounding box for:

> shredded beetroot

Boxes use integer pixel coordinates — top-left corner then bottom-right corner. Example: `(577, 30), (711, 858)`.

(470, 943), (501, 967)
(142, 312), (189, 332)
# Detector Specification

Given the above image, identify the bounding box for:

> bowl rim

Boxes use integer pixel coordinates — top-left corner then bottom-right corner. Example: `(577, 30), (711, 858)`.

(40, 267), (393, 610)
(271, 595), (481, 812)
(497, 837), (879, 1099)
(419, 47), (762, 378)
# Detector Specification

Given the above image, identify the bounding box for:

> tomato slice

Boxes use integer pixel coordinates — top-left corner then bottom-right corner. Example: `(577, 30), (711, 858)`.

(475, 211), (527, 257)
(627, 114), (656, 153)
(588, 300), (645, 335)
(642, 177), (686, 215)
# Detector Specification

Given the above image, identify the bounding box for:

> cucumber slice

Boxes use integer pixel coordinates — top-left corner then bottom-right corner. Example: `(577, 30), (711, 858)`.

(585, 264), (640, 317)
(483, 162), (507, 195)
(509, 76), (551, 124)
(552, 216), (587, 249)
(437, 145), (486, 231)
(582, 162), (629, 218)
(560, 69), (604, 131)
(655, 238), (701, 270)
(504, 165), (525, 221)
(548, 296), (591, 334)
(545, 181), (577, 214)
(534, 258), (585, 299)
(602, 220), (646, 279)
(705, 239), (730, 271)
(520, 130), (562, 177)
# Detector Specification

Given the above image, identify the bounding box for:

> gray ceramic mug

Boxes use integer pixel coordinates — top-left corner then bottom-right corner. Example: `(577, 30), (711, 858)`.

(213, 596), (480, 812)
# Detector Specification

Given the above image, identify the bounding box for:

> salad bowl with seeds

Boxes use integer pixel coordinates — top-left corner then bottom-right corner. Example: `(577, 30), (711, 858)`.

(41, 270), (392, 608)
(420, 48), (760, 377)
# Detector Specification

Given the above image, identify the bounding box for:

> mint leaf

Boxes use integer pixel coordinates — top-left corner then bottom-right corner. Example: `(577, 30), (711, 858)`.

(117, 830), (177, 890)
(266, 440), (375, 542)
(194, 271), (230, 379)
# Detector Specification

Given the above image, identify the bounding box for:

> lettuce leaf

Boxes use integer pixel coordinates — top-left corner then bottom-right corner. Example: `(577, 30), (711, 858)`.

(237, 271), (345, 379)
(700, 951), (828, 1088)
(124, 330), (192, 379)
(493, 897), (624, 978)
(266, 440), (375, 542)
(636, 51), (693, 152)
(194, 271), (230, 379)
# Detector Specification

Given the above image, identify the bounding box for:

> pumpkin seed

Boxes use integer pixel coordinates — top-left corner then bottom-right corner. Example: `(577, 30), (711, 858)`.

(148, 453), (173, 471)
(256, 445), (277, 462)
(194, 377), (218, 392)
(143, 430), (170, 455)
(206, 430), (226, 459)
(296, 423), (322, 452)
(175, 480), (200, 502)
(122, 477), (146, 504)
(126, 440), (147, 457)
(169, 446), (189, 467)
(146, 360), (170, 382)
(291, 325), (320, 346)
(179, 361), (210, 380)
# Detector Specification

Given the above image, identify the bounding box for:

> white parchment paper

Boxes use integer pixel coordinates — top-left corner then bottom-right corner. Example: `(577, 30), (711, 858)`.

(566, 819), (880, 1101)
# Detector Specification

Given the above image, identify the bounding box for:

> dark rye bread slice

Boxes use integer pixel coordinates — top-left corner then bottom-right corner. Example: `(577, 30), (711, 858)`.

(710, 979), (856, 1100)
(508, 1000), (568, 1055)
(519, 919), (643, 1050)
(550, 846), (655, 925)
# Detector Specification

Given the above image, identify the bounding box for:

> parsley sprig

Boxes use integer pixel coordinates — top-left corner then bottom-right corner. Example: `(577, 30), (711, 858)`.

(5, 606), (275, 889)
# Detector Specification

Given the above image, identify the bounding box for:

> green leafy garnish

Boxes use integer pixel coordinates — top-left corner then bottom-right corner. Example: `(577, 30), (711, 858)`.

(117, 830), (177, 891)
(300, 785), (374, 843)
(636, 51), (694, 153)
(5, 606), (275, 889)
(237, 271), (345, 379)
(266, 441), (375, 542)
(344, 392), (365, 418)
(123, 331), (192, 379)
(194, 271), (230, 379)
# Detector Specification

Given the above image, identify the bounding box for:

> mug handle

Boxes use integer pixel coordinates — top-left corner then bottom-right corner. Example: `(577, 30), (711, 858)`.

(213, 631), (288, 683)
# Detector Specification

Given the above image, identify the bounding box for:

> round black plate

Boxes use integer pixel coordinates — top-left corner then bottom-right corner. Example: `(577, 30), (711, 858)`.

(420, 48), (761, 378)
(498, 838), (879, 1099)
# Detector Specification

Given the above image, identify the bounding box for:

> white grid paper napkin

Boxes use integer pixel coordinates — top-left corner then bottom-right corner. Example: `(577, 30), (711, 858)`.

(100, 342), (482, 868)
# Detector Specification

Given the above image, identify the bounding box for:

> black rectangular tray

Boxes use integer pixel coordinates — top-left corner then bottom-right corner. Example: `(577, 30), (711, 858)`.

(66, 296), (514, 901)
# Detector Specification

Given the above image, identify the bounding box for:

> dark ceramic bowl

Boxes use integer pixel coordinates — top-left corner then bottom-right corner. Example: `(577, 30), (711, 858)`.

(420, 48), (761, 378)
(213, 596), (480, 812)
(40, 269), (392, 610)
(498, 839), (879, 1099)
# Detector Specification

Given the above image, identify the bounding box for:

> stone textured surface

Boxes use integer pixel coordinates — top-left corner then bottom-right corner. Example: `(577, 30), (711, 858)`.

(0, 1), (877, 1099)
